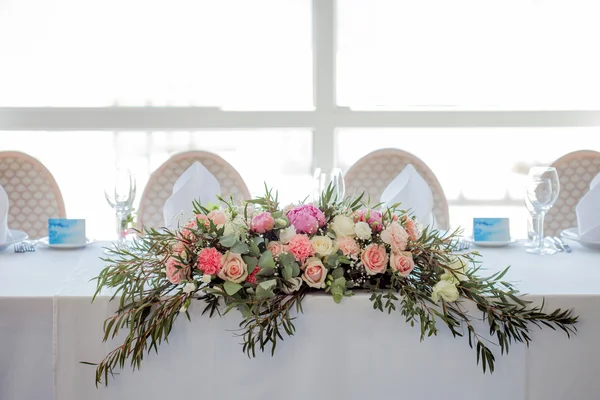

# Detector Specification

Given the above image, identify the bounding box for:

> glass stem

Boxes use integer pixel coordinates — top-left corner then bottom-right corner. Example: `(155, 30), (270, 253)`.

(116, 208), (129, 246)
(536, 211), (545, 249)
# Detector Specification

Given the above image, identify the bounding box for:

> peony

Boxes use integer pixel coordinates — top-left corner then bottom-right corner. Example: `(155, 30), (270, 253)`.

(354, 221), (372, 240)
(361, 244), (389, 275)
(390, 251), (414, 277)
(404, 218), (419, 241)
(311, 235), (336, 257)
(431, 280), (460, 303)
(286, 204), (326, 234)
(281, 277), (303, 294)
(197, 247), (223, 275)
(355, 209), (383, 232)
(279, 226), (297, 244)
(252, 212), (275, 233)
(207, 210), (227, 227)
(336, 237), (361, 256)
(381, 222), (409, 253)
(166, 257), (188, 285)
(267, 241), (288, 258)
(218, 252), (248, 283)
(330, 215), (356, 238)
(301, 257), (328, 288)
(288, 234), (315, 263)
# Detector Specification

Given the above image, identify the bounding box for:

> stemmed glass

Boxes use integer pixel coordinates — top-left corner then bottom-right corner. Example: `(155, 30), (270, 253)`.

(104, 168), (136, 251)
(525, 167), (560, 255)
(524, 196), (541, 248)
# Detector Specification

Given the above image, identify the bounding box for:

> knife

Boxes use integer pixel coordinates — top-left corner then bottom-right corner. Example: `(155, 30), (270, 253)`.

(554, 236), (572, 253)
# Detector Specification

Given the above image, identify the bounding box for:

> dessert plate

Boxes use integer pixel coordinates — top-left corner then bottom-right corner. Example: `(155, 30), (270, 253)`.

(467, 237), (519, 248)
(0, 229), (28, 251)
(37, 236), (96, 249)
(560, 228), (600, 250)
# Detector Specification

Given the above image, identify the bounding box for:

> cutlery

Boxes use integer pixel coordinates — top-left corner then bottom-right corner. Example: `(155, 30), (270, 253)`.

(546, 237), (564, 252)
(13, 241), (36, 253)
(553, 236), (572, 253)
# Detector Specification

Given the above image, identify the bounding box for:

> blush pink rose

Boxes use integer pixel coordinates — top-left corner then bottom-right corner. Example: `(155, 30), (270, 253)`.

(336, 237), (361, 256)
(166, 257), (188, 285)
(252, 212), (276, 233)
(218, 252), (248, 283)
(390, 251), (415, 277)
(288, 234), (315, 263)
(286, 204), (326, 234)
(267, 241), (288, 258)
(172, 240), (186, 256)
(381, 222), (409, 253)
(301, 257), (328, 288)
(355, 209), (383, 233)
(361, 244), (389, 275)
(207, 210), (227, 226)
(197, 247), (223, 275)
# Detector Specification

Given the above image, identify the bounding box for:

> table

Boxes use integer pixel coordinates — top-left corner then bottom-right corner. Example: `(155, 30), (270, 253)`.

(1, 241), (600, 400)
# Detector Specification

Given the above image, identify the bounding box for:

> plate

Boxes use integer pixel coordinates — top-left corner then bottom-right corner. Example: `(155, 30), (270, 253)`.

(0, 229), (29, 250)
(37, 236), (96, 249)
(467, 237), (519, 248)
(560, 228), (600, 250)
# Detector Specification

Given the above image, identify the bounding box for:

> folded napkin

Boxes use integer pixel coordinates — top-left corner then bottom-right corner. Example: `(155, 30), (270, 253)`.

(0, 183), (9, 243)
(380, 164), (435, 227)
(575, 172), (600, 241)
(163, 162), (221, 229)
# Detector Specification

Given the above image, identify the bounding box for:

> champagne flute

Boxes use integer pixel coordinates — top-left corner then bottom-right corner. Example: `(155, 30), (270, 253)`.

(525, 167), (560, 255)
(104, 168), (136, 250)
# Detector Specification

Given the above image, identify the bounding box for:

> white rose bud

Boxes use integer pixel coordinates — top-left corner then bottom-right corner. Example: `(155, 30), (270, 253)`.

(182, 282), (196, 294)
(201, 275), (212, 284)
(281, 277), (303, 294)
(279, 226), (297, 244)
(311, 235), (336, 257)
(330, 215), (356, 238)
(431, 280), (460, 303)
(354, 221), (372, 240)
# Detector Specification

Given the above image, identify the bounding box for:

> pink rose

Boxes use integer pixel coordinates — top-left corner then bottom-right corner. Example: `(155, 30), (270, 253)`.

(390, 251), (414, 277)
(197, 247), (223, 275)
(336, 237), (361, 257)
(218, 252), (248, 283)
(252, 212), (275, 233)
(404, 218), (419, 241)
(166, 257), (188, 285)
(301, 257), (328, 288)
(172, 240), (186, 256)
(207, 210), (226, 226)
(287, 204), (326, 234)
(288, 234), (315, 263)
(361, 244), (389, 275)
(355, 209), (383, 233)
(381, 222), (409, 253)
(267, 241), (288, 258)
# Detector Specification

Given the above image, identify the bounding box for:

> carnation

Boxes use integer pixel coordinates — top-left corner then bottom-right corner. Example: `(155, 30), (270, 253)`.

(197, 247), (223, 275)
(288, 234), (315, 263)
(287, 204), (326, 234)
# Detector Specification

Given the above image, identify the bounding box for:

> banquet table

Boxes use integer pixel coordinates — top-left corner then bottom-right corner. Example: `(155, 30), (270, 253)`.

(1, 241), (600, 400)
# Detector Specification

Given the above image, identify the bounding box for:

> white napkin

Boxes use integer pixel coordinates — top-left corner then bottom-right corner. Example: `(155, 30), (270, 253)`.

(380, 164), (435, 227)
(0, 184), (9, 243)
(576, 172), (600, 241)
(163, 162), (221, 229)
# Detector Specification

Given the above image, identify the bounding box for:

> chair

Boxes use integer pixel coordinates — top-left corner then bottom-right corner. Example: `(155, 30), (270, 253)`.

(545, 150), (600, 236)
(344, 148), (450, 229)
(0, 151), (66, 239)
(137, 150), (251, 229)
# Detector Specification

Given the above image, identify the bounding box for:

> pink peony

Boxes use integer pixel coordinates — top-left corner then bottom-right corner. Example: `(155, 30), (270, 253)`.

(267, 241), (288, 258)
(288, 234), (316, 263)
(166, 257), (188, 285)
(336, 237), (361, 256)
(286, 204), (326, 234)
(381, 222), (409, 253)
(355, 209), (383, 233)
(390, 251), (415, 277)
(361, 244), (389, 275)
(197, 247), (223, 275)
(252, 212), (275, 233)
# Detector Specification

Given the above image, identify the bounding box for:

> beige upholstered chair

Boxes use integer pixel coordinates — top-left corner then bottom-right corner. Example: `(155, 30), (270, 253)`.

(137, 151), (251, 230)
(344, 148), (450, 229)
(0, 151), (66, 239)
(545, 150), (600, 236)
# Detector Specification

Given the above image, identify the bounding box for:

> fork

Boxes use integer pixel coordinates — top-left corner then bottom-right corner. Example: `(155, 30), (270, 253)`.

(13, 242), (36, 253)
(553, 236), (572, 253)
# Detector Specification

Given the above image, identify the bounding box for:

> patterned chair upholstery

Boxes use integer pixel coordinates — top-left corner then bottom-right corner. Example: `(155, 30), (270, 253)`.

(0, 151), (66, 239)
(545, 150), (600, 236)
(344, 148), (450, 229)
(137, 151), (251, 230)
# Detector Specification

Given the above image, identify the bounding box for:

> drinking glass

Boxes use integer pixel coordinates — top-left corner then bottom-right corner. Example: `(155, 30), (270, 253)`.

(524, 196), (541, 248)
(525, 167), (560, 255)
(104, 168), (136, 250)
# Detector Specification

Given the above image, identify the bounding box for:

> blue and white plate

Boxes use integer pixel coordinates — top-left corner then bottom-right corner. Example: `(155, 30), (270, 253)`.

(0, 229), (29, 251)
(467, 236), (519, 248)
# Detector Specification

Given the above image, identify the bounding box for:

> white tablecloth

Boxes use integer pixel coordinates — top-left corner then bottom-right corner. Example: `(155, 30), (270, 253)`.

(1, 242), (600, 400)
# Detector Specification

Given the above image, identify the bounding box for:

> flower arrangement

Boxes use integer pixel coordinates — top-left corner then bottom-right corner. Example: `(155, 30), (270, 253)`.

(88, 186), (578, 386)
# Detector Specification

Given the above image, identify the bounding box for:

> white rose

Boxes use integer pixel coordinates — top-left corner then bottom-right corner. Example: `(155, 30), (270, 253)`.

(279, 226), (297, 244)
(201, 274), (212, 284)
(330, 215), (356, 238)
(281, 277), (303, 294)
(354, 221), (372, 240)
(301, 257), (328, 288)
(311, 235), (336, 256)
(182, 282), (196, 294)
(448, 257), (469, 281)
(431, 280), (460, 303)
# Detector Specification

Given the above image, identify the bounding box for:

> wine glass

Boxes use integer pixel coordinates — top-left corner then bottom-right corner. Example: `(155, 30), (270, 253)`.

(524, 195), (541, 248)
(525, 167), (560, 255)
(104, 168), (136, 250)
(327, 168), (345, 202)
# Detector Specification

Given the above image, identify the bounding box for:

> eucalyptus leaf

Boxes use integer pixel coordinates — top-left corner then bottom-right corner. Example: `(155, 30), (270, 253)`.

(223, 281), (243, 296)
(331, 267), (344, 279)
(231, 242), (250, 254)
(219, 234), (237, 248)
(258, 251), (276, 269)
(243, 256), (259, 274)
(257, 267), (275, 277)
(282, 264), (293, 280)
